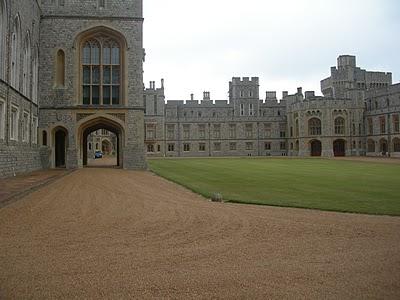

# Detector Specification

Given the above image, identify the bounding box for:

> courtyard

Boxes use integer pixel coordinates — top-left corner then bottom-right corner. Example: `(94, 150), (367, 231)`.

(0, 165), (400, 298)
(149, 157), (400, 216)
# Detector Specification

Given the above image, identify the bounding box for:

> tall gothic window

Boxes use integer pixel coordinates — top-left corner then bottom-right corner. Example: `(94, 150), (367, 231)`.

(308, 118), (321, 136)
(22, 32), (31, 97)
(0, 0), (7, 80)
(334, 117), (345, 135)
(32, 45), (39, 103)
(11, 15), (22, 90)
(82, 37), (121, 105)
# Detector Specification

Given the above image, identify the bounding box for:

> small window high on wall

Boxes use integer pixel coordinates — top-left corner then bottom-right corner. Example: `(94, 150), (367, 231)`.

(55, 49), (65, 88)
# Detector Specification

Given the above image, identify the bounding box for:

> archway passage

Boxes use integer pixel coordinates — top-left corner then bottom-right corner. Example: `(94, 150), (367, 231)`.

(55, 129), (67, 168)
(80, 117), (123, 168)
(333, 139), (346, 157)
(310, 140), (322, 157)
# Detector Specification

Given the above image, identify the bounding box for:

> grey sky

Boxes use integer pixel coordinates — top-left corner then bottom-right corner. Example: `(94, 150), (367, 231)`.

(143, 0), (399, 100)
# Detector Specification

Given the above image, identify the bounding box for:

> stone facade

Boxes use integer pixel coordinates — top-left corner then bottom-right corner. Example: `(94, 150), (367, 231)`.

(0, 0), (41, 177)
(144, 77), (287, 157)
(144, 56), (400, 159)
(364, 84), (400, 158)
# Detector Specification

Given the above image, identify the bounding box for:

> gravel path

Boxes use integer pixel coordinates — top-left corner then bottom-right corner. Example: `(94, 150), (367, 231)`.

(0, 168), (399, 299)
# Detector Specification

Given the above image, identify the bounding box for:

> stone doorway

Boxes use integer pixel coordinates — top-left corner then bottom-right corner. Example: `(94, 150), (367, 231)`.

(310, 140), (322, 157)
(380, 139), (388, 155)
(333, 139), (346, 157)
(54, 128), (67, 168)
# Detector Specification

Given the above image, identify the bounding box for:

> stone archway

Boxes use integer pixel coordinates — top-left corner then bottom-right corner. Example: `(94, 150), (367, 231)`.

(333, 139), (346, 157)
(310, 140), (322, 157)
(77, 116), (125, 168)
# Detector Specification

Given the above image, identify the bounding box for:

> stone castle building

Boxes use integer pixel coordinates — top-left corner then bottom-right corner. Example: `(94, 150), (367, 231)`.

(144, 56), (400, 159)
(0, 0), (399, 177)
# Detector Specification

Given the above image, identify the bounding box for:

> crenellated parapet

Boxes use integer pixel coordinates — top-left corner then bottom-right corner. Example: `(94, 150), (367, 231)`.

(40, 0), (143, 19)
(321, 55), (392, 98)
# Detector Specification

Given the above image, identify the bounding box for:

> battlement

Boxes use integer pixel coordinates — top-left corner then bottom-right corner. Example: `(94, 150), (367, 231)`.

(230, 77), (259, 85)
(365, 82), (400, 98)
(40, 0), (142, 18)
(165, 100), (231, 107)
(337, 55), (356, 68)
(265, 91), (277, 100)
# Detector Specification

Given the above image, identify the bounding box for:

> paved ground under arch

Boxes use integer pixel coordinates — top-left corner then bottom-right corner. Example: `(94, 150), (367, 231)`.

(0, 168), (399, 299)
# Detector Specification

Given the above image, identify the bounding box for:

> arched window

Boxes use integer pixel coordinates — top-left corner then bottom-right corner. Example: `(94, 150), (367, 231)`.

(22, 31), (31, 97)
(81, 37), (121, 105)
(55, 49), (65, 87)
(32, 45), (39, 103)
(334, 117), (345, 135)
(295, 119), (299, 137)
(0, 0), (7, 80)
(308, 118), (321, 136)
(11, 15), (22, 90)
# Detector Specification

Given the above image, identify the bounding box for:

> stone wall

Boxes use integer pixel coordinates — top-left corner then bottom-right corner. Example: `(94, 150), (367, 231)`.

(0, 0), (42, 177)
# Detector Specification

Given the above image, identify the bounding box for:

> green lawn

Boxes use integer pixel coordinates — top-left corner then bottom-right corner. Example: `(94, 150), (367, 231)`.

(148, 158), (400, 216)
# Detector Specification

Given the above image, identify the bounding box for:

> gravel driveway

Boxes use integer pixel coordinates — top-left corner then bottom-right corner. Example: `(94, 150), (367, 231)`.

(0, 168), (399, 299)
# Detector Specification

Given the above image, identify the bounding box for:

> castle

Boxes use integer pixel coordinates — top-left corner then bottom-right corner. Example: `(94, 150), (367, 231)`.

(144, 55), (399, 159)
(0, 0), (399, 177)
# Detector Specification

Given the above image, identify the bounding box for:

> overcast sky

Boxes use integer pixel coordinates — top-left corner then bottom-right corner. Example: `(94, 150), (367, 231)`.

(143, 0), (399, 101)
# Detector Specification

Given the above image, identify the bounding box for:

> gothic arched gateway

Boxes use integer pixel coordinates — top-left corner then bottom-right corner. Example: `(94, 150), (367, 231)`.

(77, 116), (125, 168)
(310, 140), (322, 157)
(333, 139), (346, 157)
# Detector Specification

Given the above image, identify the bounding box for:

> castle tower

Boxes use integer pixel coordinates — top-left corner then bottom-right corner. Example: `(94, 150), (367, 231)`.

(321, 55), (392, 98)
(229, 77), (260, 117)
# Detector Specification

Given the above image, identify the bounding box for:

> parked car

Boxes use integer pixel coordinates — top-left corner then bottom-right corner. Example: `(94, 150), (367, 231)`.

(94, 151), (103, 159)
